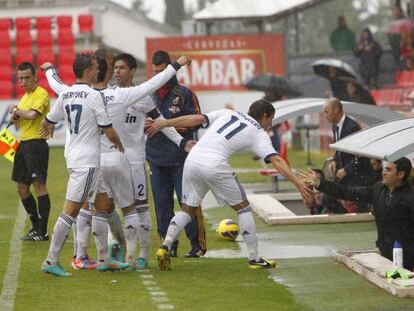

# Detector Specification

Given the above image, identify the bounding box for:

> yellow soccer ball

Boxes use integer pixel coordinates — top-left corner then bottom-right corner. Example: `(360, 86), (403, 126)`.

(216, 219), (240, 241)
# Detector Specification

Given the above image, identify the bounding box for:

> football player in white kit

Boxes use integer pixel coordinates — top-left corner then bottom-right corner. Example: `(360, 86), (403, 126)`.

(43, 50), (193, 271)
(112, 53), (194, 269)
(145, 100), (313, 270)
(40, 53), (124, 277)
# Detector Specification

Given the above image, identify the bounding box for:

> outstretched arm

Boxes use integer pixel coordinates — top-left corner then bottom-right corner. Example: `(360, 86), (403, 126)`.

(269, 155), (313, 203)
(116, 56), (192, 105)
(145, 114), (207, 137)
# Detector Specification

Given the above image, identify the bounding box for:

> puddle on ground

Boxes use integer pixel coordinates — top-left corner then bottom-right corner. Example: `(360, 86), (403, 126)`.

(205, 239), (333, 259)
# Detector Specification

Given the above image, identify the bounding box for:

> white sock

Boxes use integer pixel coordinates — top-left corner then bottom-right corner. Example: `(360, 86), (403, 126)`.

(72, 218), (77, 258)
(136, 204), (152, 260)
(92, 213), (109, 261)
(238, 206), (259, 261)
(124, 210), (139, 261)
(46, 213), (74, 264)
(76, 208), (92, 259)
(108, 209), (125, 246)
(163, 211), (191, 249)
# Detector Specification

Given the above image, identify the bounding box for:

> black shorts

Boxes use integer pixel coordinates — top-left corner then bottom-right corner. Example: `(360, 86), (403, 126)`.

(12, 139), (49, 184)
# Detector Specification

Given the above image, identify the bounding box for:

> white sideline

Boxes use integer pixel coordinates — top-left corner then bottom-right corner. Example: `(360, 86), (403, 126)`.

(0, 204), (26, 311)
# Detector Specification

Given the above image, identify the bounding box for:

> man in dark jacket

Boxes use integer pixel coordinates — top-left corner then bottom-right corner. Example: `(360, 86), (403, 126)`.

(322, 98), (373, 212)
(301, 157), (414, 270)
(146, 50), (206, 257)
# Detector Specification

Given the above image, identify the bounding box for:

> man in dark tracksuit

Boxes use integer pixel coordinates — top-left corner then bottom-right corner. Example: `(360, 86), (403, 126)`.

(146, 50), (206, 257)
(305, 157), (414, 270)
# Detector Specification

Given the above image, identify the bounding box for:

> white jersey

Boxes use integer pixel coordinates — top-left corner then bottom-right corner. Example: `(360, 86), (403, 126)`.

(124, 96), (184, 164)
(187, 109), (278, 167)
(45, 65), (183, 159)
(46, 83), (111, 168)
(123, 96), (157, 164)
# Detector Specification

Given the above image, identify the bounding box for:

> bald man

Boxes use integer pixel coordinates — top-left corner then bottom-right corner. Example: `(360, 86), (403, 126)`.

(322, 98), (373, 213)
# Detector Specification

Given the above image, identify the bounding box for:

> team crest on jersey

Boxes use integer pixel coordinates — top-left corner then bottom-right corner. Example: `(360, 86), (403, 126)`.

(169, 97), (181, 113)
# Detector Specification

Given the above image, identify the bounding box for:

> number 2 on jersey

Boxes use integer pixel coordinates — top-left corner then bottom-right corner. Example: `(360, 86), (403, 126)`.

(65, 104), (82, 134)
(216, 115), (247, 140)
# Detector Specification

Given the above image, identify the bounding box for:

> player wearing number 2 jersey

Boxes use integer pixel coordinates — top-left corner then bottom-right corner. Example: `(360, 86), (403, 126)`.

(145, 100), (313, 271)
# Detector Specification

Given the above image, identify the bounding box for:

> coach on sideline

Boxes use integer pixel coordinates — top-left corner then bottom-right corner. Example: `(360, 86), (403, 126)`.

(8, 62), (51, 241)
(146, 50), (206, 258)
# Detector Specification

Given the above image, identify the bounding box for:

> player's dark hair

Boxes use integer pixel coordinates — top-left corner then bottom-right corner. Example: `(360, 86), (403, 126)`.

(394, 157), (412, 182)
(248, 99), (275, 122)
(114, 53), (137, 69)
(311, 168), (325, 180)
(18, 62), (36, 75)
(95, 53), (108, 83)
(73, 53), (95, 78)
(152, 50), (171, 65)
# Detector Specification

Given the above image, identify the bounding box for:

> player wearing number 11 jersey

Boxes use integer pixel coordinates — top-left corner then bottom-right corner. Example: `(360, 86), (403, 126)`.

(145, 100), (313, 270)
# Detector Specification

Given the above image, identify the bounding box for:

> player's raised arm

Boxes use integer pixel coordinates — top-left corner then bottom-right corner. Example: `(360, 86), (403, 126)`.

(116, 55), (192, 105)
(145, 114), (207, 137)
(41, 62), (68, 95)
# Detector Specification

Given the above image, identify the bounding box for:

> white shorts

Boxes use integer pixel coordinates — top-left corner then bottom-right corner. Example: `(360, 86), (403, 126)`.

(182, 159), (247, 207)
(130, 163), (148, 201)
(66, 167), (100, 203)
(97, 154), (134, 208)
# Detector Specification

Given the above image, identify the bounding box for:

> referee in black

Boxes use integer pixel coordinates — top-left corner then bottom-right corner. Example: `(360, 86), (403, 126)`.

(9, 62), (51, 241)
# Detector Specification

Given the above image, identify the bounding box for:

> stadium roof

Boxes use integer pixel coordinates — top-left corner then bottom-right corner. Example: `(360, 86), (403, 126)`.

(193, 0), (333, 21)
(271, 98), (403, 127)
(330, 118), (414, 161)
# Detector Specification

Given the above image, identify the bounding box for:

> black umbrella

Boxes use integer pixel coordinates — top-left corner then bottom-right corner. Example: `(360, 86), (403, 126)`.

(337, 77), (376, 105)
(311, 58), (358, 79)
(244, 73), (302, 98)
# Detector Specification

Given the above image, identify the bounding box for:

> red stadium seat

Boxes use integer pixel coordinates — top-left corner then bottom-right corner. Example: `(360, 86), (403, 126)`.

(78, 14), (94, 33)
(0, 80), (13, 99)
(395, 70), (414, 86)
(0, 18), (11, 31)
(36, 16), (52, 31)
(57, 15), (72, 30)
(0, 51), (12, 67)
(57, 49), (75, 65)
(15, 17), (31, 31)
(15, 48), (34, 66)
(37, 49), (55, 66)
(0, 66), (13, 81)
(15, 31), (32, 49)
(0, 30), (11, 49)
(37, 30), (53, 48)
(38, 73), (56, 97)
(57, 30), (74, 49)
(370, 88), (410, 110)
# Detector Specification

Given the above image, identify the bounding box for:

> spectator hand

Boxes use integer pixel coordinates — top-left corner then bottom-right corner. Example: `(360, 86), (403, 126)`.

(297, 169), (320, 187)
(184, 140), (197, 153)
(328, 160), (336, 175)
(336, 168), (347, 180)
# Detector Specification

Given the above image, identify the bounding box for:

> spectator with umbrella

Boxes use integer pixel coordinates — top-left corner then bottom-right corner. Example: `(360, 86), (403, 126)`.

(245, 73), (301, 153)
(354, 28), (382, 89)
(339, 77), (376, 105)
(311, 58), (357, 100)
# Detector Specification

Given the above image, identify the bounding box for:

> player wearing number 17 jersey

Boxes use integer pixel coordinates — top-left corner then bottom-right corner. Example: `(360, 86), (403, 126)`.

(40, 54), (124, 276)
(145, 100), (313, 270)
